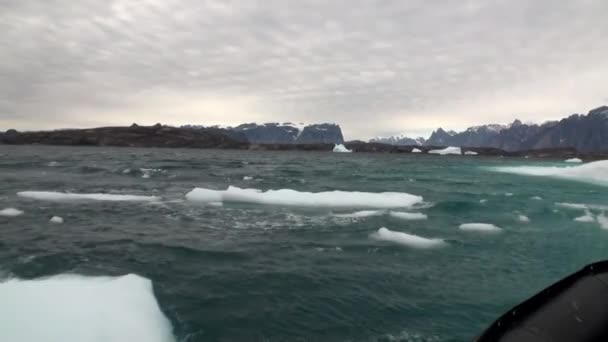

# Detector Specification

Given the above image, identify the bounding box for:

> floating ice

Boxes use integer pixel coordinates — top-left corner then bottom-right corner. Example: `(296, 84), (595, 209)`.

(556, 202), (608, 211)
(243, 176), (253, 181)
(370, 227), (445, 248)
(459, 223), (502, 232)
(464, 151), (478, 155)
(490, 160), (608, 186)
(517, 215), (530, 223)
(333, 144), (352, 153)
(531, 196), (543, 201)
(565, 158), (583, 163)
(598, 212), (608, 229)
(0, 208), (24, 217)
(389, 211), (428, 220)
(18, 191), (159, 202)
(574, 210), (595, 223)
(333, 210), (384, 218)
(428, 146), (461, 155)
(49, 216), (64, 224)
(0, 274), (175, 342)
(411, 148), (422, 153)
(186, 186), (424, 208)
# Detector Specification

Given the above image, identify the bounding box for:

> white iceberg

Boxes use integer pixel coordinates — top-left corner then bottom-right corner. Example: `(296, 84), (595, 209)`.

(0, 274), (175, 342)
(411, 148), (422, 153)
(370, 227), (445, 248)
(428, 146), (461, 155)
(333, 144), (352, 153)
(489, 160), (608, 186)
(18, 191), (160, 202)
(0, 208), (24, 217)
(186, 186), (423, 208)
(459, 223), (502, 232)
(565, 158), (583, 163)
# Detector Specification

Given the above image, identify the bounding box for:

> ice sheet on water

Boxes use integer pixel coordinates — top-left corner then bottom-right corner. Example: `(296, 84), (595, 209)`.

(0, 274), (175, 342)
(459, 223), (502, 232)
(0, 208), (24, 217)
(18, 191), (159, 202)
(186, 186), (424, 208)
(490, 160), (608, 186)
(332, 210), (384, 218)
(389, 211), (428, 220)
(370, 227), (445, 248)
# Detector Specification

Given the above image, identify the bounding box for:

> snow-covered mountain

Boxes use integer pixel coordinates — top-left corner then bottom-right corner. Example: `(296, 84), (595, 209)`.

(369, 134), (426, 146)
(182, 123), (344, 144)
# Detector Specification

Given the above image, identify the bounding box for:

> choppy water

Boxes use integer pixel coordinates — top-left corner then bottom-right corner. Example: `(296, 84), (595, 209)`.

(1, 145), (607, 342)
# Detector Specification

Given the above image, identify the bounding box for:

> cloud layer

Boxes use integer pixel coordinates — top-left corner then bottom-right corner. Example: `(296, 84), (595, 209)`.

(1, 0), (607, 139)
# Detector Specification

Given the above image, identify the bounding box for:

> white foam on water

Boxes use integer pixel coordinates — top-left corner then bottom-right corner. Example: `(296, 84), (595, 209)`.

(459, 223), (502, 232)
(597, 212), (608, 229)
(370, 227), (445, 248)
(517, 214), (530, 223)
(333, 144), (352, 153)
(411, 148), (422, 153)
(565, 158), (583, 163)
(0, 274), (175, 342)
(186, 186), (424, 208)
(333, 210), (384, 218)
(464, 151), (478, 155)
(47, 161), (60, 167)
(243, 176), (253, 181)
(49, 216), (64, 224)
(18, 191), (160, 202)
(389, 211), (428, 220)
(531, 196), (543, 201)
(490, 160), (608, 186)
(428, 146), (461, 155)
(0, 208), (24, 217)
(574, 210), (596, 223)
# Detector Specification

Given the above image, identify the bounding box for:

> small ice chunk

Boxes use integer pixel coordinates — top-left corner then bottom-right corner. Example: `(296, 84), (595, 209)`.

(370, 227), (445, 248)
(428, 146), (461, 155)
(0, 208), (24, 217)
(411, 148), (422, 153)
(574, 210), (595, 223)
(464, 151), (478, 155)
(479, 199), (488, 203)
(333, 144), (352, 153)
(531, 196), (543, 201)
(49, 216), (64, 224)
(505, 193), (514, 197)
(389, 211), (427, 220)
(565, 158), (583, 163)
(243, 176), (253, 181)
(517, 215), (530, 223)
(48, 161), (60, 167)
(459, 223), (502, 232)
(597, 212), (608, 229)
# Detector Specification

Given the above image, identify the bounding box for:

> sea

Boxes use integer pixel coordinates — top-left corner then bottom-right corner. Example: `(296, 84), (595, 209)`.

(1, 145), (607, 342)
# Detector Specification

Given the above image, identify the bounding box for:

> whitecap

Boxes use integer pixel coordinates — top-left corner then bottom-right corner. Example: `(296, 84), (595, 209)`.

(489, 160), (608, 186)
(333, 210), (384, 218)
(370, 227), (445, 248)
(389, 211), (427, 220)
(574, 210), (595, 223)
(459, 223), (502, 232)
(186, 186), (423, 208)
(0, 208), (24, 217)
(18, 191), (159, 202)
(0, 274), (175, 342)
(333, 144), (352, 153)
(428, 146), (461, 155)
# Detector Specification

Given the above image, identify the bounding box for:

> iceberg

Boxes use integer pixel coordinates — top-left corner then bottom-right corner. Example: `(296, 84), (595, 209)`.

(0, 274), (175, 342)
(186, 186), (423, 208)
(333, 144), (352, 153)
(411, 148), (422, 153)
(428, 146), (461, 155)
(370, 227), (445, 248)
(17, 191), (160, 202)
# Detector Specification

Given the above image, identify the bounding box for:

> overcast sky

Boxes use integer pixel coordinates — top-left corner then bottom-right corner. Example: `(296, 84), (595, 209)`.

(1, 0), (607, 139)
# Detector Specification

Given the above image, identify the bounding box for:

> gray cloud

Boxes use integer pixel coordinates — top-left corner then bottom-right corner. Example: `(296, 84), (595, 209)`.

(1, 0), (607, 139)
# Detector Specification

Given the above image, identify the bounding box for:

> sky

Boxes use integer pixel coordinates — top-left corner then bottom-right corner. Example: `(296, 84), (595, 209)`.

(1, 0), (607, 140)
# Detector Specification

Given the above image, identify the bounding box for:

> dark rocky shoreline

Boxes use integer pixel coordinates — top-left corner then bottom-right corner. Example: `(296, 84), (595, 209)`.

(1, 125), (607, 160)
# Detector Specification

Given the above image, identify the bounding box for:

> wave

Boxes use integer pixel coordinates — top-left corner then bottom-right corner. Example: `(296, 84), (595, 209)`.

(185, 186), (424, 208)
(370, 227), (445, 248)
(0, 274), (175, 342)
(489, 160), (608, 186)
(0, 208), (24, 217)
(458, 223), (502, 232)
(389, 211), (428, 220)
(17, 191), (160, 202)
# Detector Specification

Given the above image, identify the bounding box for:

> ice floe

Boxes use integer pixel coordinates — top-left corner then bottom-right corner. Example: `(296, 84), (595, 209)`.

(186, 186), (424, 208)
(490, 160), (608, 186)
(428, 146), (461, 155)
(389, 211), (428, 220)
(17, 191), (159, 202)
(49, 216), (64, 224)
(459, 223), (502, 232)
(370, 227), (445, 248)
(517, 215), (530, 223)
(0, 274), (175, 342)
(0, 208), (24, 217)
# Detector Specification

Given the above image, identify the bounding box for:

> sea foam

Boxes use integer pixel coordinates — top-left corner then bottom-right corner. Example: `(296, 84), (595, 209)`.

(428, 146), (461, 155)
(459, 223), (502, 232)
(17, 191), (159, 202)
(370, 227), (445, 248)
(0, 274), (175, 342)
(490, 160), (608, 186)
(0, 208), (24, 217)
(186, 186), (424, 208)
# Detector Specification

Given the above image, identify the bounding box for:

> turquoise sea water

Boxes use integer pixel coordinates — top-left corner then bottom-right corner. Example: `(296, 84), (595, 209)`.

(1, 145), (607, 341)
